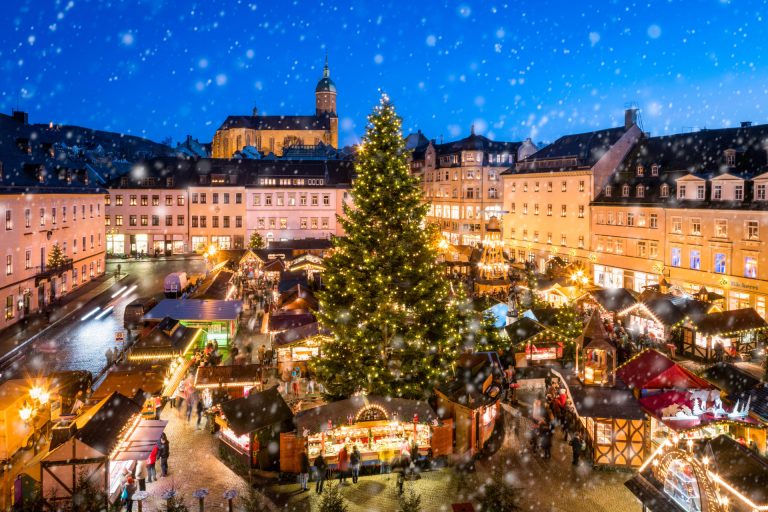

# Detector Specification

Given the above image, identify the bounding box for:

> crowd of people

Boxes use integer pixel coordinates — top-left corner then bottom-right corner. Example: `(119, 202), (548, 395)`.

(119, 432), (171, 511)
(526, 380), (586, 466)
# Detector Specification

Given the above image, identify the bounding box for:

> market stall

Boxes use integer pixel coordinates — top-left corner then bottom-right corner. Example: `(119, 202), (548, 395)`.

(577, 312), (617, 386)
(280, 395), (451, 473)
(194, 364), (265, 399)
(214, 386), (293, 471)
(41, 392), (166, 507)
(504, 316), (565, 367)
(682, 308), (768, 361)
(581, 288), (638, 320)
(617, 293), (716, 344)
(143, 299), (243, 347)
(273, 322), (330, 374)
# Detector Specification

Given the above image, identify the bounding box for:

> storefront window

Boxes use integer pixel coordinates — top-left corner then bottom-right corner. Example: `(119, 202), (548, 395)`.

(595, 422), (612, 445)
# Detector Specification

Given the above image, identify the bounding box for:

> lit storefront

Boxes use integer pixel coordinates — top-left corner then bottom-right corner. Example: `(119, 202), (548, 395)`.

(143, 299), (243, 347)
(106, 234), (126, 256)
(593, 264), (624, 289)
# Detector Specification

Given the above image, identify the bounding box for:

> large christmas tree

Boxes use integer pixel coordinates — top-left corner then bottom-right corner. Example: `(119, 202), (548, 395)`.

(314, 95), (464, 399)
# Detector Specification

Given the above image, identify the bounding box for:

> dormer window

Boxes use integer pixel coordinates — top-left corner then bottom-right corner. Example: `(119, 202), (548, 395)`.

(621, 184), (630, 197)
(678, 184), (686, 199)
(660, 184), (669, 197)
(167, 177), (175, 187)
(725, 149), (736, 167)
(735, 184), (744, 201)
(605, 185), (612, 197)
(696, 184), (705, 200)
(636, 185), (645, 198)
(120, 176), (128, 186)
(651, 164), (659, 176)
(713, 184), (722, 200)
(636, 165), (645, 177)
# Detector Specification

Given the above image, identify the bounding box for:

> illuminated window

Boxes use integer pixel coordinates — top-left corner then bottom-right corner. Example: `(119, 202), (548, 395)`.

(714, 253), (727, 274)
(745, 256), (758, 278)
(690, 250), (701, 270)
(671, 247), (681, 267)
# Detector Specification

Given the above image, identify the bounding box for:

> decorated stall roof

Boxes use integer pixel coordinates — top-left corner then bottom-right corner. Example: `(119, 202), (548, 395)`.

(435, 352), (505, 409)
(621, 293), (714, 325)
(588, 288), (638, 313)
(219, 386), (293, 437)
(504, 316), (548, 344)
(70, 392), (142, 455)
(194, 364), (264, 389)
(129, 317), (202, 360)
(144, 299), (243, 321)
(637, 389), (758, 431)
(617, 349), (713, 391)
(294, 395), (438, 434)
(274, 322), (330, 346)
(277, 284), (319, 311)
(707, 435), (768, 505)
(91, 369), (165, 402)
(702, 363), (761, 396)
(191, 269), (235, 300)
(691, 308), (768, 335)
(268, 310), (316, 332)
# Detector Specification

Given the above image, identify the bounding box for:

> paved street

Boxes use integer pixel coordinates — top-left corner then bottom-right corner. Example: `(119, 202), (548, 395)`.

(1, 257), (205, 378)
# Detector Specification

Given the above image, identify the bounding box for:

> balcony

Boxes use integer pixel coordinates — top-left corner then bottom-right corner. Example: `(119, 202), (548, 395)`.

(35, 259), (74, 286)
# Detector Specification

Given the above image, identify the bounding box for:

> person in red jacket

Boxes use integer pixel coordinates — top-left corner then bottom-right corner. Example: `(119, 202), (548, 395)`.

(337, 445), (349, 484)
(146, 445), (158, 483)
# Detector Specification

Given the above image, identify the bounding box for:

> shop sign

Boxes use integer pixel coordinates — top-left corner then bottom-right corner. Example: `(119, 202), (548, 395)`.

(729, 280), (759, 291)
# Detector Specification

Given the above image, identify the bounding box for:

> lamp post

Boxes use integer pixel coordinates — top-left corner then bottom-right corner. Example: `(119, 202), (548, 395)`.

(193, 488), (209, 512)
(224, 489), (238, 512)
(133, 490), (149, 512)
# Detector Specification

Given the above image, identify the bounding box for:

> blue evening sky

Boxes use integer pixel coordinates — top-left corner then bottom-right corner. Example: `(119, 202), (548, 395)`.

(2, 0), (767, 147)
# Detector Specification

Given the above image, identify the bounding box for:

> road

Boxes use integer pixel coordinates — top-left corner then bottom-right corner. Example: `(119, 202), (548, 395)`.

(3, 257), (205, 379)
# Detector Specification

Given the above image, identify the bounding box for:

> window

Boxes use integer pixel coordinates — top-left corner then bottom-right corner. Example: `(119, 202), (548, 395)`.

(223, 216), (230, 228)
(212, 216), (219, 228)
(547, 182), (553, 192)
(523, 204), (528, 215)
(636, 165), (644, 177)
(200, 216), (207, 228)
(547, 204), (552, 216)
(757, 184), (767, 201)
(488, 187), (498, 199)
(166, 215), (173, 226)
(151, 215), (159, 226)
(696, 185), (705, 200)
(235, 193), (242, 204)
(115, 215), (123, 226)
(321, 217), (329, 229)
(690, 218), (701, 235)
(650, 214), (658, 229)
(534, 182), (540, 192)
(678, 185), (686, 199)
(140, 215), (148, 226)
(578, 205), (584, 218)
(671, 247), (682, 267)
(276, 194), (284, 206)
(547, 232), (552, 244)
(191, 216), (198, 228)
(191, 193), (198, 204)
(151, 195), (159, 206)
(115, 195), (123, 206)
(510, 203), (515, 214)
(561, 181), (567, 192)
(605, 186), (612, 197)
(178, 195), (185, 206)
(235, 216), (242, 228)
(200, 193), (207, 204)
(166, 195), (173, 206)
(636, 185), (644, 198)
(223, 193), (230, 204)
(129, 195), (137, 206)
(523, 182), (528, 192)
(579, 236), (585, 248)
(579, 181), (585, 192)
(5, 296), (12, 320)
(5, 255), (12, 275)
(39, 208), (45, 227)
(651, 164), (659, 176)
(4, 211), (11, 230)
(715, 219), (727, 238)
(690, 250), (701, 270)
(62, 206), (67, 223)
(735, 184), (744, 201)
(745, 256), (758, 278)
(672, 217), (682, 234)
(323, 195), (330, 206)
(25, 250), (31, 270)
(627, 213), (634, 226)
(713, 184), (722, 200)
(265, 194), (273, 206)
(660, 184), (669, 198)
(533, 231), (539, 242)
(253, 194), (261, 206)
(746, 220), (759, 240)
(725, 150), (736, 166)
(560, 234), (566, 246)
(650, 241), (658, 258)
(714, 253), (727, 274)
(637, 241), (647, 257)
(534, 204), (539, 215)
(561, 205), (567, 217)
(280, 218), (288, 229)
(212, 193), (219, 204)
(622, 185), (630, 197)
(24, 209), (30, 229)
(177, 215), (184, 226)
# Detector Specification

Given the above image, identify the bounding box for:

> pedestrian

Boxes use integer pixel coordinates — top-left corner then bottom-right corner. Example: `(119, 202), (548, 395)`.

(299, 450), (310, 491)
(337, 444), (349, 484)
(158, 433), (170, 477)
(291, 366), (302, 396)
(135, 460), (147, 491)
(196, 398), (204, 429)
(122, 476), (136, 512)
(186, 395), (194, 423)
(540, 423), (553, 459)
(306, 375), (316, 395)
(570, 433), (585, 466)
(146, 445), (158, 483)
(314, 453), (327, 494)
(258, 344), (266, 365)
(350, 445), (361, 484)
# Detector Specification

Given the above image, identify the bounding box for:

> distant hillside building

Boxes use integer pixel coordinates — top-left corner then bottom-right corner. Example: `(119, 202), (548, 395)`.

(211, 58), (338, 158)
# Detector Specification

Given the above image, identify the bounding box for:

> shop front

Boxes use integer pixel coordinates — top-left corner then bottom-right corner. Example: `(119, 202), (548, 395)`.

(280, 395), (451, 473)
(130, 234), (149, 256)
(106, 234), (126, 256)
(593, 265), (624, 289)
(273, 322), (329, 375)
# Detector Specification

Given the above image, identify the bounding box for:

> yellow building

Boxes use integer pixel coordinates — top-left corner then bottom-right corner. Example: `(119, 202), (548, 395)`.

(211, 57), (338, 158)
(591, 123), (768, 319)
(502, 110), (642, 272)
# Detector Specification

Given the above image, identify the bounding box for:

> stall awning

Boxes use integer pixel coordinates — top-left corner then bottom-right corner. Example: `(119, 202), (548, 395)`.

(112, 419), (168, 461)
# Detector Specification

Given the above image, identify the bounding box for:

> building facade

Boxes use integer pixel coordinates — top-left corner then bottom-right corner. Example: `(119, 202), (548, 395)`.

(592, 123), (768, 318)
(410, 129), (537, 246)
(211, 59), (338, 158)
(502, 111), (642, 271)
(188, 173), (247, 252)
(0, 166), (105, 329)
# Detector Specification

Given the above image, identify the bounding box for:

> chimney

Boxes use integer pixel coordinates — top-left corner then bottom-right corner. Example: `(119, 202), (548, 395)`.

(624, 108), (638, 129)
(12, 110), (28, 125)
(741, 121), (752, 128)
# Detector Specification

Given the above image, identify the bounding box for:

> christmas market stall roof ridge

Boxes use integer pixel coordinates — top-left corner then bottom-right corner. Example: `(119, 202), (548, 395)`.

(219, 386), (294, 437)
(616, 349), (713, 391)
(568, 382), (646, 420)
(690, 308), (768, 335)
(143, 298), (243, 322)
(702, 363), (761, 396)
(62, 391), (142, 454)
(293, 395), (438, 434)
(274, 322), (329, 347)
(588, 288), (638, 313)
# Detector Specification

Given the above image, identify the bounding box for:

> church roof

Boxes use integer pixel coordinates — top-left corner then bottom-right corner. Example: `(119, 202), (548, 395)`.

(316, 57), (336, 93)
(217, 115), (332, 132)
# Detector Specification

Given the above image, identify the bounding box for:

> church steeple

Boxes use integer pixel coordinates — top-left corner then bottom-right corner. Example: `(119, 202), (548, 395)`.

(315, 52), (337, 116)
(323, 52), (330, 78)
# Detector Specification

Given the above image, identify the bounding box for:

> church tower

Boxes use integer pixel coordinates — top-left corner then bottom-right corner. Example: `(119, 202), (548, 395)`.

(315, 55), (337, 116)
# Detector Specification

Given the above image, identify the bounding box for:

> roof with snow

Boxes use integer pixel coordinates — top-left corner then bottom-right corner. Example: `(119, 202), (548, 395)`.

(616, 349), (713, 391)
(217, 115), (333, 132)
(691, 308), (767, 335)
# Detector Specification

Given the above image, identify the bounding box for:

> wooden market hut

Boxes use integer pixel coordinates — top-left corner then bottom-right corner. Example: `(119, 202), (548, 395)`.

(127, 317), (203, 363)
(41, 392), (167, 506)
(504, 316), (565, 367)
(216, 386), (294, 471)
(576, 312), (617, 386)
(582, 288), (638, 318)
(682, 308), (768, 361)
(618, 293), (716, 343)
(280, 395), (450, 473)
(435, 352), (506, 457)
(143, 299), (243, 346)
(194, 364), (265, 399)
(273, 322), (330, 374)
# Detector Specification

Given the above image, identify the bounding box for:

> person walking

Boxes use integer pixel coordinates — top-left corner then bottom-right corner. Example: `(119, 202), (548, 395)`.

(539, 422), (553, 460)
(185, 393), (194, 423)
(337, 444), (349, 484)
(314, 453), (327, 494)
(122, 476), (136, 512)
(158, 433), (170, 477)
(146, 445), (158, 483)
(299, 450), (310, 491)
(350, 445), (361, 484)
(570, 432), (585, 466)
(135, 460), (147, 491)
(196, 399), (204, 429)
